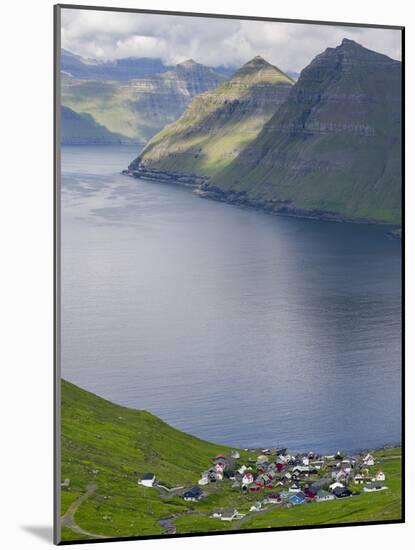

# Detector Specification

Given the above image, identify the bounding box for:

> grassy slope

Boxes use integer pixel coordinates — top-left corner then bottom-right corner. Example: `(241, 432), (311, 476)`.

(134, 57), (294, 177)
(61, 106), (131, 145)
(62, 79), (156, 141)
(239, 449), (402, 530)
(60, 379), (232, 541)
(61, 64), (224, 142)
(60, 380), (402, 542)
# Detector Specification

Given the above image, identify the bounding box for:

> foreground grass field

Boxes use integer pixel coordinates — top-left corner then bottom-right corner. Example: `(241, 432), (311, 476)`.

(60, 380), (402, 542)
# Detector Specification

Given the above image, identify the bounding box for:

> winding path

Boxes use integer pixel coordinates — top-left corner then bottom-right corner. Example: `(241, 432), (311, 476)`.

(61, 484), (108, 540)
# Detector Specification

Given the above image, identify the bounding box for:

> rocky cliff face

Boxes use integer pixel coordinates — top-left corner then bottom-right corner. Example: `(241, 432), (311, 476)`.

(208, 39), (402, 224)
(62, 60), (225, 142)
(128, 56), (294, 177)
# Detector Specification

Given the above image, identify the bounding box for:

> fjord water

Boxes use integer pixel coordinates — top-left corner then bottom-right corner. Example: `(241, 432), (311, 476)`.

(61, 146), (402, 453)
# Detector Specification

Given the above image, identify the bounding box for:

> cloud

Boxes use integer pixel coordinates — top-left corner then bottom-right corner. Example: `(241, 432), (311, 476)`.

(61, 8), (401, 72)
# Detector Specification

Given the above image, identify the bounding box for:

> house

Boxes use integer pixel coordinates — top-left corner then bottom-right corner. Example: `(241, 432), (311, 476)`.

(247, 483), (261, 492)
(182, 487), (203, 502)
(249, 502), (262, 512)
(231, 450), (240, 459)
(363, 453), (375, 466)
(317, 490), (335, 502)
(139, 473), (156, 487)
(221, 509), (239, 521)
(224, 470), (236, 480)
(289, 492), (306, 505)
(340, 461), (352, 474)
(364, 483), (387, 493)
(211, 510), (222, 519)
(238, 465), (248, 475)
(333, 486), (352, 498)
(375, 470), (386, 481)
(289, 482), (301, 493)
(353, 473), (365, 484)
(268, 493), (281, 504)
(329, 481), (344, 492)
(198, 476), (209, 486)
(242, 472), (254, 485)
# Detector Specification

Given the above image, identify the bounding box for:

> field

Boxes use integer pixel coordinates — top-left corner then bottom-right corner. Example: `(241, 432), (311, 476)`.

(59, 380), (402, 542)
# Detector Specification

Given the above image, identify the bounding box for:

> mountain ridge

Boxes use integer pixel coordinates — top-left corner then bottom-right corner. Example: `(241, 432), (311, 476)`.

(204, 39), (402, 224)
(128, 56), (294, 178)
(62, 58), (226, 141)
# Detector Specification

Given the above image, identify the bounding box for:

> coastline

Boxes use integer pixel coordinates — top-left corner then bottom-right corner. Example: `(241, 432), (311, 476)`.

(123, 168), (401, 230)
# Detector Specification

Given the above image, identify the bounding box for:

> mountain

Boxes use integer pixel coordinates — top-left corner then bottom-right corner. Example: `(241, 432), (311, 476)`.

(205, 39), (402, 225)
(60, 106), (135, 145)
(127, 56), (294, 180)
(61, 49), (173, 80)
(62, 59), (225, 142)
(61, 49), (236, 81)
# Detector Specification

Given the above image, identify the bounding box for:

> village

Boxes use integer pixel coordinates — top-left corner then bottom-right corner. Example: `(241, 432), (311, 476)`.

(139, 447), (389, 524)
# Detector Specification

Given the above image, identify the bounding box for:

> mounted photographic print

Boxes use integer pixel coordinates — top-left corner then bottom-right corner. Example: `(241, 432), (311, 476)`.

(54, 4), (404, 544)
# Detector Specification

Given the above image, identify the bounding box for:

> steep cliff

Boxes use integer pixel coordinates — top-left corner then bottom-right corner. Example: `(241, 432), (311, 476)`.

(206, 39), (402, 224)
(128, 56), (294, 179)
(62, 59), (225, 141)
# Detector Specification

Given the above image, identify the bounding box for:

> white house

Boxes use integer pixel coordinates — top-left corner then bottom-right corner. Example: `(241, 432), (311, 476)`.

(221, 509), (239, 521)
(242, 472), (254, 485)
(139, 473), (155, 487)
(375, 470), (386, 481)
(198, 477), (209, 486)
(249, 502), (262, 512)
(353, 473), (365, 484)
(238, 465), (247, 475)
(329, 481), (344, 492)
(231, 450), (240, 459)
(302, 457), (310, 466)
(363, 454), (375, 466)
(211, 511), (222, 519)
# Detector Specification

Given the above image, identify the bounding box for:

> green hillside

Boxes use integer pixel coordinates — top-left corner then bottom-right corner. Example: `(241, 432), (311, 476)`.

(60, 106), (132, 145)
(60, 379), (231, 541)
(59, 380), (402, 543)
(128, 56), (294, 178)
(61, 60), (225, 142)
(208, 39), (402, 224)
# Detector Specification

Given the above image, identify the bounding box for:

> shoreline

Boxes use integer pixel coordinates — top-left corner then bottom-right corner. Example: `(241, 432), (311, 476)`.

(62, 377), (400, 457)
(123, 168), (401, 231)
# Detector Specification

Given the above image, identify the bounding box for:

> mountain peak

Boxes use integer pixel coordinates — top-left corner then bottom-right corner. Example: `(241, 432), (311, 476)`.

(244, 55), (271, 68)
(177, 59), (199, 68)
(341, 38), (359, 47)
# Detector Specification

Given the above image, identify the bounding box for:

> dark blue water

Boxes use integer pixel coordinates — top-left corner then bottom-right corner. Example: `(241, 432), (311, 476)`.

(61, 146), (402, 453)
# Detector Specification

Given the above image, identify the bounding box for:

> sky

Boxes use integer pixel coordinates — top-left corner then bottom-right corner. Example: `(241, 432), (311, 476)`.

(61, 8), (402, 73)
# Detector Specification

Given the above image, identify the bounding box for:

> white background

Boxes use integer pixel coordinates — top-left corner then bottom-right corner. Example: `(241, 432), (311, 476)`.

(0, 0), (412, 548)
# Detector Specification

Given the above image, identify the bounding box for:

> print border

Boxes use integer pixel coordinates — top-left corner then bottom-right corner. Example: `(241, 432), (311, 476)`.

(53, 4), (405, 545)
